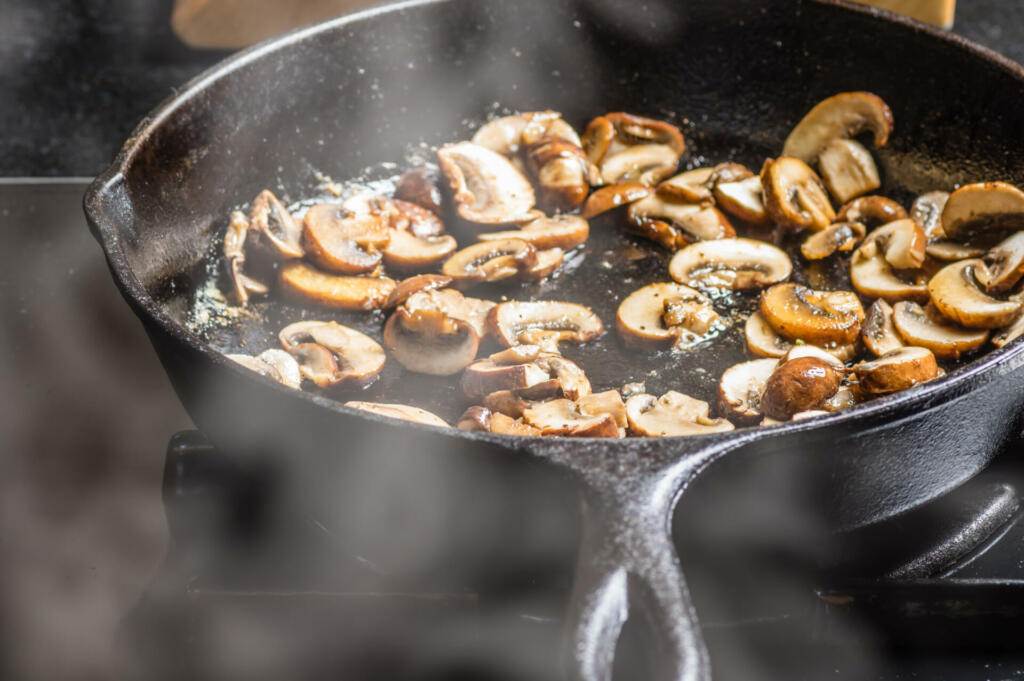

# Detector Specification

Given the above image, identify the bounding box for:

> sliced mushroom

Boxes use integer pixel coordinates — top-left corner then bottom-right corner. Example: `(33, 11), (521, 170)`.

(520, 247), (565, 281)
(522, 399), (620, 438)
(927, 259), (1021, 329)
(616, 282), (722, 350)
(849, 219), (928, 302)
(625, 392), (734, 437)
(383, 307), (479, 375)
(836, 195), (908, 229)
(582, 113), (685, 186)
(382, 229), (458, 271)
(941, 182), (1024, 240)
(437, 142), (542, 225)
(983, 231), (1024, 293)
(226, 349), (302, 390)
(223, 210), (269, 304)
(745, 310), (794, 358)
(472, 113), (534, 157)
(523, 130), (591, 212)
(823, 385), (858, 412)
(656, 167), (717, 204)
(626, 194), (735, 249)
(441, 238), (537, 285)
(861, 299), (905, 357)
(714, 176), (769, 224)
(779, 344), (846, 371)
(488, 300), (603, 349)
(760, 283), (864, 346)
(761, 356), (841, 421)
(278, 320), (386, 387)
(717, 358), (779, 425)
(301, 202), (389, 274)
(345, 401), (449, 427)
(278, 262), (396, 310)
(580, 183), (653, 219)
(457, 406), (541, 436)
(384, 274), (453, 309)
(477, 214), (589, 250)
(800, 221), (866, 260)
(891, 301), (989, 360)
(249, 189), (304, 259)
(403, 288), (495, 339)
(926, 240), (985, 262)
(852, 346), (939, 397)
(460, 358), (552, 400)
(761, 157), (836, 232)
(910, 190), (949, 240)
(992, 304), (1024, 348)
(577, 390), (628, 432)
(817, 138), (880, 204)
(668, 238), (791, 290)
(394, 168), (443, 216)
(782, 91), (894, 163)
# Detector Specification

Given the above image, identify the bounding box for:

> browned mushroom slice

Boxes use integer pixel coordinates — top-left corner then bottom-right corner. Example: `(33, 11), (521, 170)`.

(441, 238), (537, 286)
(926, 240), (985, 262)
(384, 274), (454, 309)
(577, 390), (628, 433)
(488, 344), (543, 365)
(522, 399), (620, 438)
(437, 142), (542, 225)
(823, 386), (858, 412)
(761, 157), (836, 232)
(226, 349), (302, 390)
(745, 310), (794, 358)
(301, 202), (389, 274)
(627, 194), (735, 249)
(582, 112), (686, 186)
(345, 401), (450, 427)
(520, 247), (565, 281)
(861, 299), (905, 357)
(779, 344), (846, 371)
(383, 307), (479, 375)
(983, 232), (1024, 293)
(472, 113), (534, 157)
(534, 354), (592, 400)
(927, 259), (1021, 329)
(249, 189), (304, 258)
(760, 283), (864, 346)
(460, 358), (551, 400)
(457, 406), (542, 436)
(580, 183), (653, 219)
(852, 346), (939, 397)
(713, 176), (769, 224)
(223, 210), (270, 304)
(941, 182), (1024, 240)
(488, 300), (603, 349)
(993, 302), (1024, 348)
(477, 214), (589, 250)
(817, 138), (880, 204)
(524, 134), (591, 212)
(625, 391), (733, 437)
(801, 221), (866, 260)
(669, 238), (791, 290)
(480, 390), (533, 418)
(836, 195), (908, 228)
(656, 167), (717, 204)
(910, 190), (949, 240)
(394, 168), (443, 216)
(782, 91), (894, 163)
(382, 230), (458, 271)
(403, 288), (495, 339)
(384, 198), (445, 238)
(717, 358), (779, 425)
(849, 219), (928, 302)
(278, 320), (386, 387)
(761, 356), (841, 421)
(616, 282), (722, 350)
(279, 262), (395, 310)
(891, 301), (989, 360)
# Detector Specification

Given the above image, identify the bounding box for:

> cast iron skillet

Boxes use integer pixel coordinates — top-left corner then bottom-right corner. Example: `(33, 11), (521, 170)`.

(85, 0), (1024, 679)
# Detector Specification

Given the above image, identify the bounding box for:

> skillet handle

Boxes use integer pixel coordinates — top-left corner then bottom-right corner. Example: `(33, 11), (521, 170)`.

(564, 492), (709, 681)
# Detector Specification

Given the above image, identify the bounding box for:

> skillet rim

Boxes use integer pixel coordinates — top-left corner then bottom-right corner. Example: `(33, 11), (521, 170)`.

(83, 0), (1024, 451)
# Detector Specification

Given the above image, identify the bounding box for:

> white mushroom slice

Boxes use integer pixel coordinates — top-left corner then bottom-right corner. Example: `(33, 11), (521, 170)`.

(849, 219), (928, 302)
(941, 182), (1024, 240)
(487, 301), (603, 348)
(782, 91), (894, 163)
(668, 238), (792, 290)
(780, 344), (846, 371)
(615, 282), (721, 350)
(278, 321), (386, 387)
(891, 301), (989, 360)
(714, 176), (769, 224)
(287, 343), (340, 388)
(522, 399), (621, 438)
(520, 247), (565, 281)
(226, 349), (302, 390)
(861, 299), (905, 357)
(745, 310), (794, 358)
(472, 113), (534, 157)
(983, 231), (1024, 293)
(223, 211), (270, 305)
(488, 344), (543, 365)
(760, 283), (864, 346)
(403, 288), (494, 339)
(577, 390), (628, 431)
(760, 356), (842, 421)
(384, 274), (454, 309)
(477, 215), (589, 250)
(926, 240), (985, 262)
(927, 259), (1022, 329)
(249, 189), (304, 259)
(626, 194), (735, 249)
(853, 346), (939, 396)
(533, 354), (593, 400)
(582, 113), (685, 186)
(383, 307), (479, 376)
(599, 145), (682, 186)
(460, 358), (551, 400)
(910, 190), (949, 240)
(302, 202), (390, 274)
(800, 221), (866, 260)
(656, 167), (717, 204)
(580, 182), (653, 219)
(625, 392), (733, 437)
(761, 157), (836, 232)
(457, 406), (541, 436)
(278, 262), (396, 310)
(717, 358), (779, 425)
(345, 401), (450, 428)
(817, 138), (881, 204)
(836, 195), (908, 228)
(437, 142), (542, 225)
(382, 230), (458, 271)
(441, 238), (537, 285)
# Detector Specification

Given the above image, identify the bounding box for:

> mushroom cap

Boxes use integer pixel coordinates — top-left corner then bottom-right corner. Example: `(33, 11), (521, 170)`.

(344, 401), (450, 428)
(625, 392), (734, 437)
(801, 221), (866, 260)
(717, 358), (779, 425)
(487, 300), (603, 348)
(927, 259), (1022, 329)
(656, 167), (717, 204)
(941, 182), (1024, 240)
(525, 136), (591, 212)
(278, 262), (395, 310)
(301, 202), (390, 274)
(782, 91), (894, 163)
(891, 301), (989, 360)
(403, 288), (495, 339)
(249, 189), (304, 259)
(441, 238), (537, 285)
(627, 194), (735, 248)
(853, 346), (939, 396)
(713, 176), (768, 224)
(580, 183), (653, 219)
(744, 310), (794, 358)
(278, 320), (386, 387)
(668, 238), (792, 290)
(615, 282), (720, 350)
(760, 283), (864, 346)
(836, 195), (908, 228)
(437, 141), (542, 225)
(383, 307), (480, 376)
(384, 274), (454, 309)
(460, 358), (551, 400)
(861, 299), (905, 357)
(477, 214), (589, 250)
(910, 190), (949, 240)
(817, 138), (881, 204)
(761, 356), (841, 421)
(761, 157), (836, 232)
(849, 219), (928, 302)
(382, 229), (457, 271)
(522, 399), (621, 438)
(983, 231), (1024, 293)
